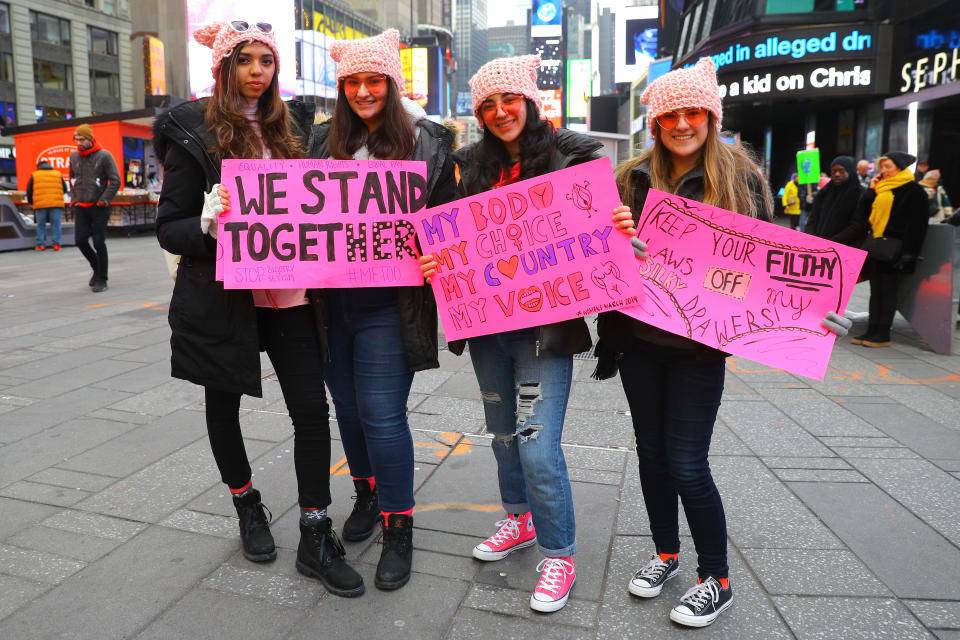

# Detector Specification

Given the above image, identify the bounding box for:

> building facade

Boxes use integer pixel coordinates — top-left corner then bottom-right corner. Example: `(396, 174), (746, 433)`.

(453, 0), (486, 114)
(487, 24), (528, 59)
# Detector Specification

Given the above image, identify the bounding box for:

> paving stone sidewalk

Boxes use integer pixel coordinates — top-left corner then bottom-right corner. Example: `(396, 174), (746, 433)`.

(0, 236), (959, 639)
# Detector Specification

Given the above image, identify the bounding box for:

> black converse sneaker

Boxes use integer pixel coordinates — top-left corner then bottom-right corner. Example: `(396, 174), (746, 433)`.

(628, 553), (679, 597)
(670, 577), (733, 627)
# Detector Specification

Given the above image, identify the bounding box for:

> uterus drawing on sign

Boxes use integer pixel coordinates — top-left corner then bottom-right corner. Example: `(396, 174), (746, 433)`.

(592, 261), (628, 299)
(566, 180), (597, 218)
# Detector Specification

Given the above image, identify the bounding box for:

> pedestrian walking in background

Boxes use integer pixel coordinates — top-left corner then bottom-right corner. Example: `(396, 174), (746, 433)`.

(914, 159), (929, 181)
(154, 18), (364, 597)
(848, 152), (930, 348)
(598, 57), (851, 628)
(69, 124), (120, 292)
(307, 28), (457, 591)
(420, 54), (602, 614)
(26, 159), (67, 251)
(806, 155), (864, 245)
(920, 170), (952, 219)
(857, 159), (872, 189)
(781, 173), (801, 228)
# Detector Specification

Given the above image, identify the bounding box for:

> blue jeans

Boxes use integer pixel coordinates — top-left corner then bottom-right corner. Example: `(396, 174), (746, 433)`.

(324, 292), (415, 512)
(35, 207), (63, 246)
(618, 341), (728, 579)
(468, 329), (576, 557)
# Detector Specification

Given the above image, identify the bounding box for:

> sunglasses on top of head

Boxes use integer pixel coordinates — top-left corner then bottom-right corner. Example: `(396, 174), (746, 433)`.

(228, 20), (273, 34)
(655, 108), (708, 130)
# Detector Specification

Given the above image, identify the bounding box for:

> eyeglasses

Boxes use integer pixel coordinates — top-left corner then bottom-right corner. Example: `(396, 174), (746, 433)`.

(228, 20), (273, 34)
(342, 74), (388, 93)
(655, 108), (708, 130)
(479, 94), (524, 118)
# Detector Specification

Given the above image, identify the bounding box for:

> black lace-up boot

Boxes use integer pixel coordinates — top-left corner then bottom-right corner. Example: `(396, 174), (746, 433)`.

(375, 513), (413, 590)
(342, 478), (379, 541)
(296, 517), (365, 597)
(232, 489), (276, 562)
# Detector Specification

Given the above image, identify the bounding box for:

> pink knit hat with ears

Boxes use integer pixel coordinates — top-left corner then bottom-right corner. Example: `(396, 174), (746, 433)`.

(193, 21), (280, 79)
(469, 55), (543, 126)
(330, 29), (405, 93)
(641, 57), (723, 134)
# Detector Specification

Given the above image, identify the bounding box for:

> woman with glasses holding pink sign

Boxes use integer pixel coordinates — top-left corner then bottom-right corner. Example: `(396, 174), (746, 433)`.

(419, 55), (602, 614)
(598, 58), (850, 627)
(306, 29), (457, 592)
(154, 19), (364, 597)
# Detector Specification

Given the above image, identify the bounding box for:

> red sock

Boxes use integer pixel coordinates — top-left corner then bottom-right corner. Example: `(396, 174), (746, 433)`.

(381, 508), (413, 521)
(229, 479), (252, 495)
(699, 576), (730, 589)
(659, 553), (678, 562)
(353, 476), (376, 491)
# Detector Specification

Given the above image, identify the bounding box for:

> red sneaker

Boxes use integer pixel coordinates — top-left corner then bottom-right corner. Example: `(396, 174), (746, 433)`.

(35, 245), (44, 251)
(53, 244), (61, 251)
(530, 556), (576, 612)
(472, 512), (536, 561)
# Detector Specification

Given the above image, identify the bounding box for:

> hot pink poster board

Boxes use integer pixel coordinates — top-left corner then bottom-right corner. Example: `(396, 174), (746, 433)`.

(216, 159), (428, 289)
(412, 158), (643, 342)
(620, 189), (867, 380)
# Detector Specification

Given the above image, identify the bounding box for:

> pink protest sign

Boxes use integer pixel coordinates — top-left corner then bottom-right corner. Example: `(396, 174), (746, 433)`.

(216, 159), (428, 289)
(412, 158), (643, 342)
(620, 189), (867, 380)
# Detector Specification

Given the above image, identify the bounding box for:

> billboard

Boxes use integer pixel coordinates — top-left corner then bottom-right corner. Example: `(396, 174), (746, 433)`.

(401, 46), (445, 116)
(566, 58), (591, 119)
(531, 0), (562, 38)
(539, 89), (561, 128)
(143, 36), (166, 95)
(533, 38), (562, 90)
(615, 5), (659, 84)
(186, 0), (296, 98)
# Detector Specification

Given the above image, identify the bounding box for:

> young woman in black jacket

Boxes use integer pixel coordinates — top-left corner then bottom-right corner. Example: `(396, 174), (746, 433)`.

(420, 55), (601, 614)
(153, 20), (363, 597)
(304, 29), (457, 591)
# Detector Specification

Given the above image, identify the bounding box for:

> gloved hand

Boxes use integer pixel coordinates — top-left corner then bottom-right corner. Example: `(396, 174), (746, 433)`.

(200, 184), (224, 238)
(631, 236), (648, 259)
(822, 311), (853, 337)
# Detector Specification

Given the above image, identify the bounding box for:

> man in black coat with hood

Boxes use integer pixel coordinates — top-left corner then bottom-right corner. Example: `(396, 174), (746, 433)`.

(806, 155), (863, 246)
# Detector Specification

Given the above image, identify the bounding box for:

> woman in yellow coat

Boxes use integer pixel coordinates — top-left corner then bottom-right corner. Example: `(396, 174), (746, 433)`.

(782, 173), (800, 229)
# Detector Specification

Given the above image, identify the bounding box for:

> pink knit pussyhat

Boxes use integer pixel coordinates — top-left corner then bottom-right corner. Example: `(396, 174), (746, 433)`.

(469, 55), (543, 127)
(330, 29), (405, 93)
(193, 20), (280, 78)
(641, 57), (723, 134)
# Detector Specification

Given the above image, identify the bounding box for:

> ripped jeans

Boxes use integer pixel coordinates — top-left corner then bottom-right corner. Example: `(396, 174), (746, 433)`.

(468, 328), (576, 557)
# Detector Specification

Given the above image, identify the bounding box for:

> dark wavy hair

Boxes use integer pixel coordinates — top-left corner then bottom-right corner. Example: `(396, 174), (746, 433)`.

(327, 81), (416, 160)
(460, 99), (555, 194)
(205, 43), (304, 160)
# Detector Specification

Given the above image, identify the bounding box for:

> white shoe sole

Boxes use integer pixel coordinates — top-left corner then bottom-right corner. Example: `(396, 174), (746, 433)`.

(529, 575), (575, 613)
(628, 566), (678, 598)
(669, 597), (733, 627)
(472, 537), (536, 561)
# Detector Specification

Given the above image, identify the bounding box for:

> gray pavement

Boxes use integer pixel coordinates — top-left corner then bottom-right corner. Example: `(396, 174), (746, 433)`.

(1, 235), (959, 639)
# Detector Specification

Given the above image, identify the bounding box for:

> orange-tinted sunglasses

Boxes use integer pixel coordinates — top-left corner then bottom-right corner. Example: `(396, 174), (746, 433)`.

(656, 108), (708, 130)
(342, 74), (388, 93)
(479, 94), (525, 118)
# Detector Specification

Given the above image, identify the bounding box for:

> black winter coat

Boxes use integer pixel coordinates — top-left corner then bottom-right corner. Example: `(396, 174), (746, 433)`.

(153, 98), (318, 396)
(307, 118), (458, 372)
(446, 128), (604, 357)
(806, 177), (864, 244)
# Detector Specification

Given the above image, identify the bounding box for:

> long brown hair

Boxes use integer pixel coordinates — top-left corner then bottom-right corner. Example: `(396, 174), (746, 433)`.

(616, 114), (770, 219)
(327, 81), (415, 160)
(205, 43), (304, 160)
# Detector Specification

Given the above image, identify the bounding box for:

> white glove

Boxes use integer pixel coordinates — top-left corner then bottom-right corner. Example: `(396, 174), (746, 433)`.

(200, 184), (224, 238)
(822, 311), (853, 337)
(631, 236), (648, 259)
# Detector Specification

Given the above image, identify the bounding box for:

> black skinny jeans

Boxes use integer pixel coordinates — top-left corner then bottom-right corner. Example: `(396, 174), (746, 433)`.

(864, 258), (902, 340)
(74, 205), (110, 280)
(618, 340), (729, 579)
(204, 305), (331, 508)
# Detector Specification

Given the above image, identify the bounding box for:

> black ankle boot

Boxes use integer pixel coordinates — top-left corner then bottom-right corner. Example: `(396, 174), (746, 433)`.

(375, 514), (413, 590)
(342, 479), (379, 541)
(232, 489), (276, 562)
(296, 517), (365, 597)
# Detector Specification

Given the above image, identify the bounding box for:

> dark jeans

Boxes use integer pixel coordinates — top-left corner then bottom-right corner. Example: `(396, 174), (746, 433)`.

(618, 341), (729, 579)
(204, 305), (331, 508)
(75, 205), (110, 281)
(324, 292), (414, 512)
(865, 259), (902, 340)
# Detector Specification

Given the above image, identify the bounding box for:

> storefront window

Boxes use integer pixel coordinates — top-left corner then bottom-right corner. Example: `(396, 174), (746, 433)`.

(122, 136), (145, 188)
(29, 11), (70, 47)
(90, 70), (119, 97)
(0, 3), (10, 33)
(766, 0), (867, 14)
(0, 52), (12, 83)
(35, 105), (72, 122)
(34, 60), (73, 91)
(0, 100), (15, 126)
(88, 27), (118, 56)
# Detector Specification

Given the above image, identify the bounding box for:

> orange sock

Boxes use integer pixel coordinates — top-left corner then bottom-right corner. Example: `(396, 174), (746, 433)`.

(381, 508), (413, 521)
(699, 576), (730, 589)
(659, 553), (678, 562)
(229, 479), (252, 495)
(353, 476), (376, 491)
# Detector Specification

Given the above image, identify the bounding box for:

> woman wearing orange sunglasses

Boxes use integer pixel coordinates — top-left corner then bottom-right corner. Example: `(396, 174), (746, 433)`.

(596, 58), (851, 628)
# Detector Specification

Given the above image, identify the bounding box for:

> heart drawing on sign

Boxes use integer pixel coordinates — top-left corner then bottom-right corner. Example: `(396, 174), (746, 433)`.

(497, 256), (520, 279)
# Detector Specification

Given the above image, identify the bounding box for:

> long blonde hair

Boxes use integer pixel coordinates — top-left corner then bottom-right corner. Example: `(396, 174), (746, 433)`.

(616, 114), (770, 219)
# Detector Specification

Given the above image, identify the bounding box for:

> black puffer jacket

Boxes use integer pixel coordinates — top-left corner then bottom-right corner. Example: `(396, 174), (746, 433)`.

(806, 156), (863, 244)
(447, 128), (604, 357)
(153, 98), (318, 397)
(307, 117), (458, 372)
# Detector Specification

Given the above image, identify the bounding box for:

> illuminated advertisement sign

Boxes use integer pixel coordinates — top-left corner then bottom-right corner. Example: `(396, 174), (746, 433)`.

(533, 38), (561, 90)
(566, 59), (591, 119)
(401, 46), (445, 116)
(186, 0), (296, 98)
(895, 13), (960, 94)
(296, 12), (377, 100)
(531, 0), (562, 39)
(144, 36), (166, 95)
(539, 89), (561, 128)
(615, 5), (658, 84)
(717, 60), (876, 104)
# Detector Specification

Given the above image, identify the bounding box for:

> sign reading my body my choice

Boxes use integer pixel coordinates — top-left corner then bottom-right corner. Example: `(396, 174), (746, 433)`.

(620, 190), (866, 381)
(217, 159), (428, 289)
(412, 158), (643, 342)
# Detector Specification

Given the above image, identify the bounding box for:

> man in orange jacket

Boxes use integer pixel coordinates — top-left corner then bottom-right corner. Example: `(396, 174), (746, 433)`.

(26, 159), (68, 251)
